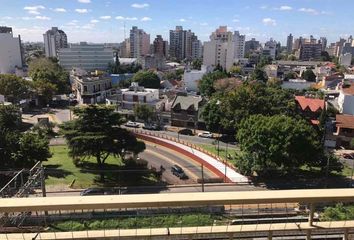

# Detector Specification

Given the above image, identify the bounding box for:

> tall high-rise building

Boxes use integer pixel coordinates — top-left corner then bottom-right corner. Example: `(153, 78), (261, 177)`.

(320, 37), (327, 51)
(153, 35), (168, 57)
(169, 26), (199, 61)
(286, 34), (293, 53)
(0, 26), (23, 74)
(299, 42), (322, 61)
(58, 42), (114, 71)
(263, 39), (277, 59)
(43, 27), (68, 58)
(129, 26), (150, 59)
(203, 26), (245, 71)
(119, 38), (131, 58)
(245, 38), (260, 56)
(191, 39), (203, 60)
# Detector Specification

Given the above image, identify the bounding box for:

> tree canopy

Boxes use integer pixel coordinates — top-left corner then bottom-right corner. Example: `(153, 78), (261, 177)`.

(28, 57), (70, 104)
(133, 104), (154, 123)
(301, 69), (317, 82)
(132, 70), (160, 88)
(0, 74), (31, 104)
(60, 105), (145, 180)
(201, 82), (296, 134)
(236, 114), (323, 176)
(0, 105), (51, 168)
(198, 71), (228, 97)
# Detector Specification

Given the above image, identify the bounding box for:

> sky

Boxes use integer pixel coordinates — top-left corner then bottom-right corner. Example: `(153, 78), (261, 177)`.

(0, 0), (353, 44)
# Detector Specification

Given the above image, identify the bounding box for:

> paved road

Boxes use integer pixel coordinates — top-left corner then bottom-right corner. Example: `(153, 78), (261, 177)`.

(140, 142), (216, 184)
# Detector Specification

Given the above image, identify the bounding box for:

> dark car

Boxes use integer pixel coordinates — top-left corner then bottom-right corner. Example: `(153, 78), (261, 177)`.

(178, 128), (194, 136)
(171, 165), (188, 179)
(143, 124), (161, 131)
(80, 187), (127, 196)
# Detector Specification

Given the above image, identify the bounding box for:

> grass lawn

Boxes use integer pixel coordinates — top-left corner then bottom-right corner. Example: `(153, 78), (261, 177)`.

(50, 214), (225, 231)
(44, 146), (158, 189)
(197, 144), (239, 165)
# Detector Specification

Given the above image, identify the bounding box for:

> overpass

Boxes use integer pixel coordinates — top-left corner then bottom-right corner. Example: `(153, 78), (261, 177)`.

(1, 189), (354, 239)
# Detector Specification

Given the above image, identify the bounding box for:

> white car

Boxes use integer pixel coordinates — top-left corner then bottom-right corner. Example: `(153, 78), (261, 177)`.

(125, 121), (140, 128)
(198, 131), (213, 138)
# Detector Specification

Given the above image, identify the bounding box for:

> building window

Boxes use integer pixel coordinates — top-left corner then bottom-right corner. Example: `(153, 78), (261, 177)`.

(84, 86), (87, 93)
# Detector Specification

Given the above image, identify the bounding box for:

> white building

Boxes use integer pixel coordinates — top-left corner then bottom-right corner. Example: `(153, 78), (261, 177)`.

(191, 40), (203, 60)
(264, 64), (278, 79)
(340, 53), (352, 67)
(0, 27), (23, 74)
(338, 83), (354, 115)
(182, 65), (211, 92)
(58, 42), (114, 71)
(130, 26), (150, 60)
(119, 82), (159, 110)
(71, 68), (114, 104)
(43, 27), (68, 58)
(203, 26), (245, 71)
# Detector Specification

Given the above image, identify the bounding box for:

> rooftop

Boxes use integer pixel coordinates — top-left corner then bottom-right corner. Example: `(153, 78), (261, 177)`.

(172, 95), (203, 111)
(295, 96), (325, 112)
(336, 114), (354, 129)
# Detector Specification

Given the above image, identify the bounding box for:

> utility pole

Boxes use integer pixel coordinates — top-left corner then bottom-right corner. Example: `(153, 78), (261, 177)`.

(201, 164), (205, 192)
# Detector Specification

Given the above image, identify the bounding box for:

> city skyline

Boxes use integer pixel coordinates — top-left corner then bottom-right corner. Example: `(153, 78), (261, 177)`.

(0, 0), (353, 44)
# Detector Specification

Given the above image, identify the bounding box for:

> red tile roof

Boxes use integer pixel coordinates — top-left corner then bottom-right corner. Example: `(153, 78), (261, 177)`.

(295, 96), (325, 112)
(336, 114), (354, 129)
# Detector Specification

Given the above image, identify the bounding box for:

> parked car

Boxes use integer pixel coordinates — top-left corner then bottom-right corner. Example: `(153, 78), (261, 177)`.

(171, 165), (188, 179)
(143, 123), (161, 131)
(80, 187), (127, 196)
(178, 128), (194, 136)
(198, 131), (213, 138)
(125, 121), (140, 128)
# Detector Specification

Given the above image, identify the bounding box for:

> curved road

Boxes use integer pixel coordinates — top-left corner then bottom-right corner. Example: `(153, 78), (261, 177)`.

(140, 142), (217, 184)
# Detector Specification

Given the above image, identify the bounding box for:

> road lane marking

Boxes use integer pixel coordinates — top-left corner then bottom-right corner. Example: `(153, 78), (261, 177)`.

(144, 148), (200, 180)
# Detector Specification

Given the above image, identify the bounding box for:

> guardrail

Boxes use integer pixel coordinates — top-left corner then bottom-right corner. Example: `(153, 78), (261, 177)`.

(133, 129), (238, 172)
(1, 189), (354, 240)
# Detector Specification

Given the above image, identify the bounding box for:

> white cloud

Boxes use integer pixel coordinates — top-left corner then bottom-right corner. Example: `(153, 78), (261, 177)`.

(67, 20), (79, 26)
(260, 5), (268, 10)
(179, 18), (186, 22)
(279, 5), (292, 11)
(262, 18), (276, 26)
(200, 22), (208, 26)
(35, 16), (51, 20)
(298, 8), (318, 15)
(141, 16), (152, 21)
(54, 8), (67, 12)
(115, 16), (137, 21)
(28, 10), (40, 15)
(24, 5), (45, 15)
(131, 3), (149, 8)
(24, 5), (45, 11)
(232, 19), (240, 22)
(100, 15), (111, 20)
(75, 8), (89, 13)
(2, 16), (13, 20)
(22, 17), (32, 20)
(78, 0), (91, 3)
(82, 24), (94, 29)
(90, 19), (99, 23)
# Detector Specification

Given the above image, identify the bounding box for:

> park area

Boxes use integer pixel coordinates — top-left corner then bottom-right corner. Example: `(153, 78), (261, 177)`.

(44, 145), (160, 189)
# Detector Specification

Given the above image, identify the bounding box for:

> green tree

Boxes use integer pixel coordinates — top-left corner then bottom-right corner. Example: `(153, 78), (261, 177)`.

(351, 139), (354, 149)
(132, 70), (160, 88)
(0, 105), (51, 168)
(229, 65), (242, 75)
(201, 98), (225, 133)
(134, 104), (154, 123)
(28, 57), (70, 104)
(301, 69), (317, 82)
(0, 74), (31, 104)
(236, 114), (322, 176)
(60, 105), (145, 181)
(199, 71), (228, 97)
(192, 59), (202, 70)
(250, 67), (267, 82)
(284, 72), (297, 81)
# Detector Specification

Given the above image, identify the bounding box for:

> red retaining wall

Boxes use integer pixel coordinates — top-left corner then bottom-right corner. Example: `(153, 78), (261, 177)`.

(135, 133), (232, 183)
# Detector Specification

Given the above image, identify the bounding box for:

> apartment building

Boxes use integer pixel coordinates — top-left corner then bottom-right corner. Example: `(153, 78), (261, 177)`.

(43, 27), (68, 58)
(0, 26), (23, 74)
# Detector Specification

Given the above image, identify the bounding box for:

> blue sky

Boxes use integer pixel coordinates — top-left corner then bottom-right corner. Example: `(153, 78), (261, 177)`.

(0, 0), (352, 44)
